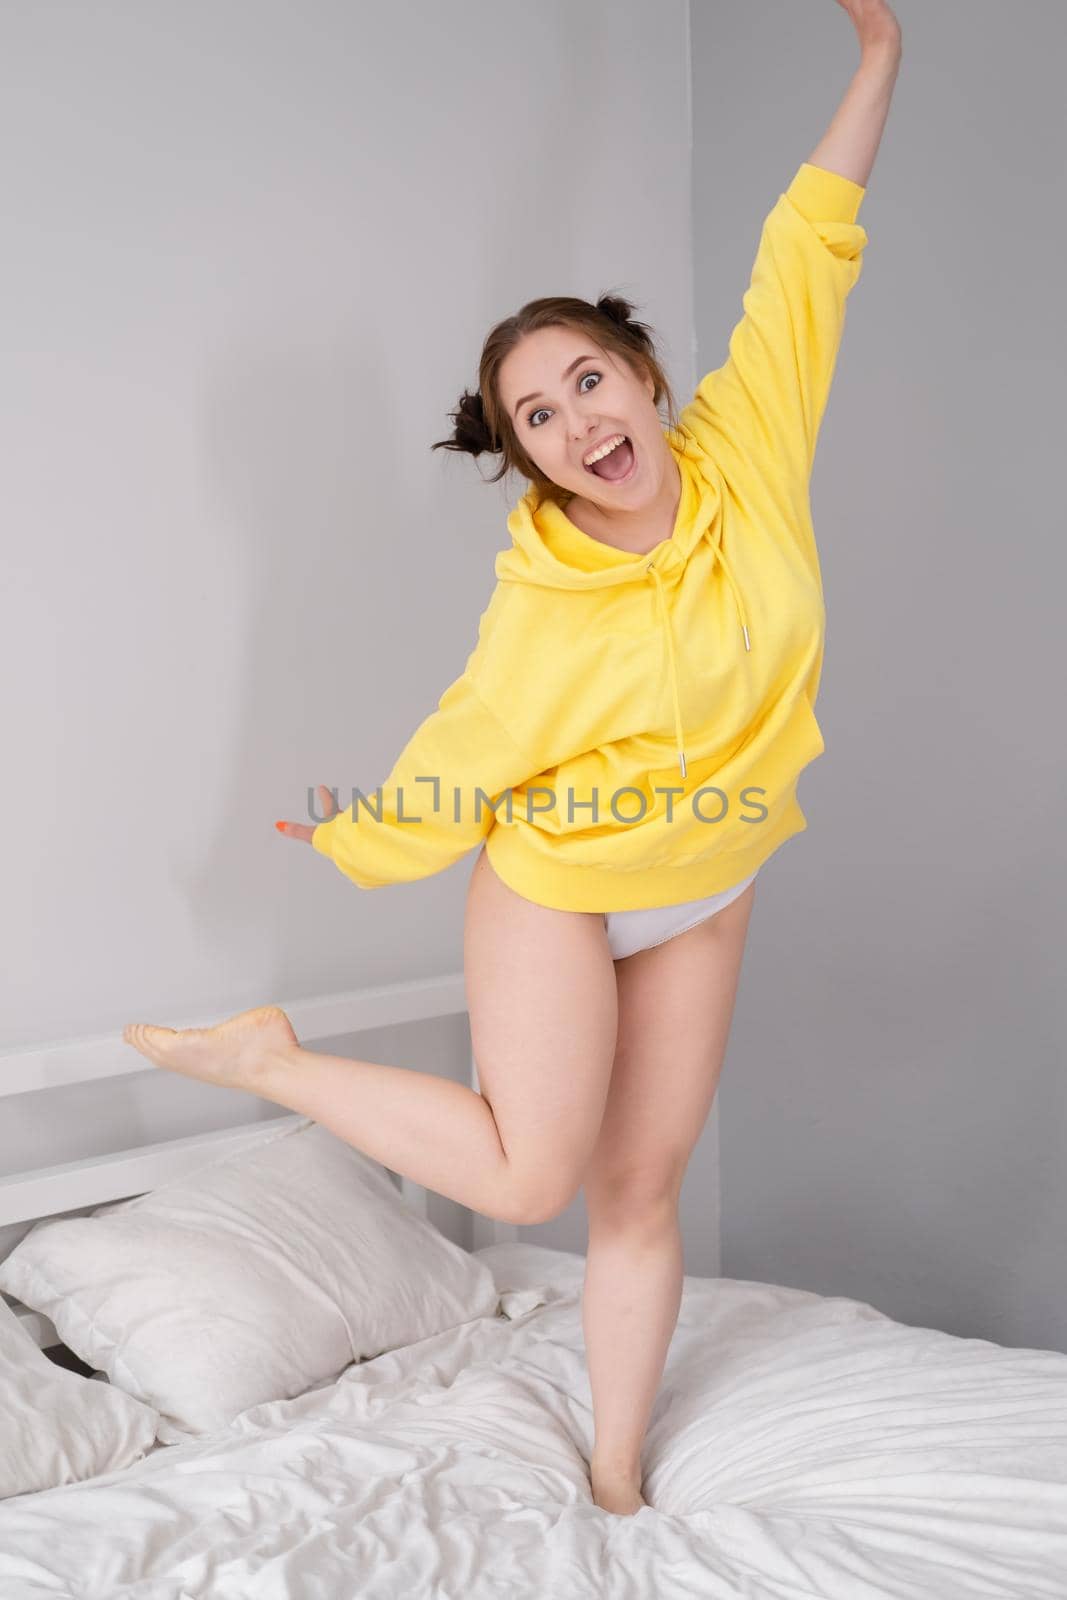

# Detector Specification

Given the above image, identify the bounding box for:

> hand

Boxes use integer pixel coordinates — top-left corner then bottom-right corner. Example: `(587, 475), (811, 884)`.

(275, 784), (340, 845)
(832, 0), (902, 55)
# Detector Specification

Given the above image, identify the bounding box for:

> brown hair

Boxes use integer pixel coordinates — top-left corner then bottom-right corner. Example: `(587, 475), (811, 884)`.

(431, 292), (680, 508)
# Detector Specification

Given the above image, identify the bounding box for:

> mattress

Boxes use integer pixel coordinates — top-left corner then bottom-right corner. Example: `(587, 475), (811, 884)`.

(1, 1243), (1065, 1598)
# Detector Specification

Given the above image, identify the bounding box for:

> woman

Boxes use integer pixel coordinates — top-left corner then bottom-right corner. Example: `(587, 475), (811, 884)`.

(124, 0), (902, 1517)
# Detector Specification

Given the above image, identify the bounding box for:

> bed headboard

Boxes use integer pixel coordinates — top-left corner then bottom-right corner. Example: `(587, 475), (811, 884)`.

(0, 973), (517, 1351)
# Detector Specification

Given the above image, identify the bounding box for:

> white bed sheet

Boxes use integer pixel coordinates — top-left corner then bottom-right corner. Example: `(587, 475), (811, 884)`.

(1, 1243), (1065, 1599)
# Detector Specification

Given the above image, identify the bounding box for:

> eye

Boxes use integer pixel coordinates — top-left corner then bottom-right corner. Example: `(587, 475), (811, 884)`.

(528, 370), (601, 428)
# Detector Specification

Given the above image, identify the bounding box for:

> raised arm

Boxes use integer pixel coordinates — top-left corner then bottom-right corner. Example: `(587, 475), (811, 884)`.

(811, 0), (903, 185)
(680, 1), (902, 489)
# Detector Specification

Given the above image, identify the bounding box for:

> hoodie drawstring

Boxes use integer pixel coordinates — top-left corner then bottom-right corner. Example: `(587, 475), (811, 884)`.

(646, 529), (751, 780)
(703, 527), (752, 657)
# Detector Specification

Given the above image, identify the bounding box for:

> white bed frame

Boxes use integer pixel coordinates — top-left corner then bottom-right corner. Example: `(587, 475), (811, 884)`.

(0, 973), (518, 1353)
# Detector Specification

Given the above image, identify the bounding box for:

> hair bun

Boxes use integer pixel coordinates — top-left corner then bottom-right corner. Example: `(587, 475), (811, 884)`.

(451, 388), (498, 456)
(460, 390), (486, 425)
(595, 294), (631, 328)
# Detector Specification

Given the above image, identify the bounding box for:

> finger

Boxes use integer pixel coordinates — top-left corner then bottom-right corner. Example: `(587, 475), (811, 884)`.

(274, 820), (316, 844)
(317, 783), (340, 818)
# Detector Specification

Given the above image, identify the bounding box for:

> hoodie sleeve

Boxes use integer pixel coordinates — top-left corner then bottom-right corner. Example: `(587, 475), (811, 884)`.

(682, 162), (869, 485)
(309, 592), (537, 891)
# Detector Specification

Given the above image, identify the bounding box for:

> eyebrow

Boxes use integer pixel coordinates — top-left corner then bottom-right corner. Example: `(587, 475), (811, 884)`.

(512, 354), (600, 420)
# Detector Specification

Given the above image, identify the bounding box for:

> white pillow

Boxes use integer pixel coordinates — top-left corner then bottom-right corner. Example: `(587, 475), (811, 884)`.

(0, 1294), (158, 1499)
(0, 1119), (500, 1443)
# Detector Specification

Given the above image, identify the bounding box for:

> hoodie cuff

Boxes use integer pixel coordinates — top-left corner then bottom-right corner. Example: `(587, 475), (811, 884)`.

(786, 162), (866, 226)
(311, 819), (335, 860)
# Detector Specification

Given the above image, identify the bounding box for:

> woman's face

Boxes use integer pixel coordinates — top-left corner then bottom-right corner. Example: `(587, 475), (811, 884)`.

(498, 325), (668, 509)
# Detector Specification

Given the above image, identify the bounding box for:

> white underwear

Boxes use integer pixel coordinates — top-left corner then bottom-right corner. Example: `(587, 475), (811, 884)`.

(603, 870), (759, 960)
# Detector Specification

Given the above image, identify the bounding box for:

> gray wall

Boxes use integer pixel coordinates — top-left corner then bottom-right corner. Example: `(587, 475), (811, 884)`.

(691, 1), (1066, 1352)
(1, 3), (699, 1246)
(2, 0), (690, 1043)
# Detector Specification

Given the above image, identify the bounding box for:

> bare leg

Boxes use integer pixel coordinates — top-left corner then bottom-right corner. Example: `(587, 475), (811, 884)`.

(123, 1005), (518, 1217)
(581, 882), (757, 1514)
(585, 1200), (683, 1513)
(123, 846), (620, 1225)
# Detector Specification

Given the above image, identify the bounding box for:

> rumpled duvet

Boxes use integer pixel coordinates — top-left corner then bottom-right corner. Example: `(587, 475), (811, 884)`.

(1, 1243), (1065, 1599)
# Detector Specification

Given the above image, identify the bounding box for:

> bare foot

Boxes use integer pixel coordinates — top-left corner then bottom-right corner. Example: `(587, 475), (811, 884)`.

(590, 1460), (649, 1516)
(122, 1004), (298, 1091)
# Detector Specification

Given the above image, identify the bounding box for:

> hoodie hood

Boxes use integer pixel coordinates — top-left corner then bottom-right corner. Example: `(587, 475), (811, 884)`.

(494, 430), (752, 779)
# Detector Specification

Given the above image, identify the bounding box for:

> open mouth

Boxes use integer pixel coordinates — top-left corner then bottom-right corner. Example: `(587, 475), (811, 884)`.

(583, 435), (637, 484)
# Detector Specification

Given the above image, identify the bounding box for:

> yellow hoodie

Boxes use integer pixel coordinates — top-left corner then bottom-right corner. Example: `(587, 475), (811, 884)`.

(311, 162), (868, 912)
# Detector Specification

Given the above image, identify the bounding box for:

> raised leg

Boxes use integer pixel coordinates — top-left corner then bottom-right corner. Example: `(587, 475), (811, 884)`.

(122, 845), (621, 1225)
